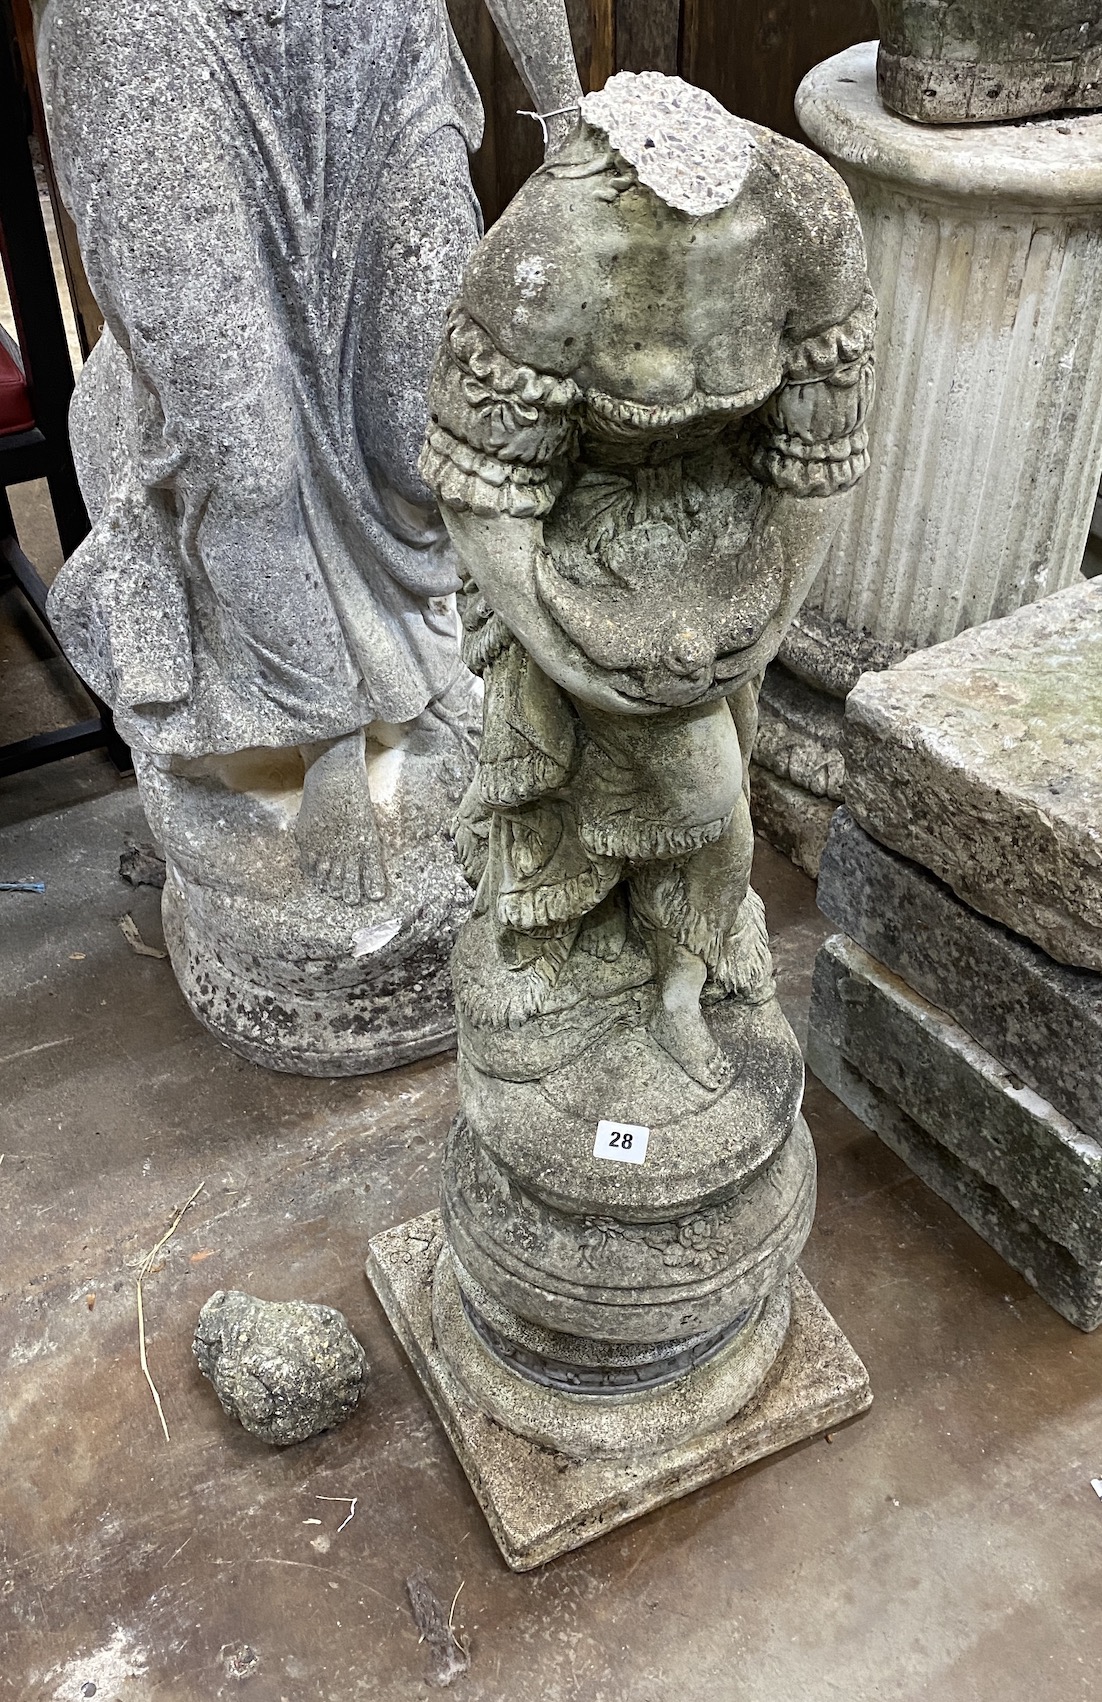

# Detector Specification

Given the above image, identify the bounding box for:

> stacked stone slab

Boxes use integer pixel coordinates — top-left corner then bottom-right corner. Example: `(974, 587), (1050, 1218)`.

(750, 40), (1102, 876)
(808, 580), (1102, 1330)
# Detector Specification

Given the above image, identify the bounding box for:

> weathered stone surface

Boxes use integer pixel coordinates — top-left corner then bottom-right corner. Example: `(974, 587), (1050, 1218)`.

(34, 0), (582, 1074)
(193, 1291), (369, 1445)
(749, 766), (835, 880)
(756, 44), (1102, 873)
(780, 607), (905, 704)
(845, 581), (1102, 973)
(812, 1041), (1102, 1333)
(142, 738), (470, 1074)
(754, 665), (845, 802)
(818, 810), (1102, 1144)
(371, 69), (873, 1546)
(751, 664), (843, 875)
(796, 49), (1102, 673)
(874, 1), (1102, 124)
(809, 935), (1102, 1272)
(368, 1213), (871, 1569)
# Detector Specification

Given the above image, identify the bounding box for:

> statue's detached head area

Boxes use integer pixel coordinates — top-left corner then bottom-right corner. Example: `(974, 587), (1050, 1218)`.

(579, 72), (755, 217)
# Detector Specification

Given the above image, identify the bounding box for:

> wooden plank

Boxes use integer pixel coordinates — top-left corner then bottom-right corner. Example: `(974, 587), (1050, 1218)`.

(681, 0), (878, 139)
(589, 0), (616, 87)
(448, 0), (594, 226)
(9, 0), (101, 356)
(616, 0), (679, 75)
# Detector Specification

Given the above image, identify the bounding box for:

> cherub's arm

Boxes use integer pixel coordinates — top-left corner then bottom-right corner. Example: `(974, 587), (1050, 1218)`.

(446, 510), (656, 716)
(419, 308), (654, 714)
(748, 284), (876, 501)
(483, 0), (583, 150)
(707, 286), (877, 696)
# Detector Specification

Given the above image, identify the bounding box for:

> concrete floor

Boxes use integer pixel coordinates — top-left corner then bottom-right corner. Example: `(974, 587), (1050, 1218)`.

(3, 735), (1102, 1701)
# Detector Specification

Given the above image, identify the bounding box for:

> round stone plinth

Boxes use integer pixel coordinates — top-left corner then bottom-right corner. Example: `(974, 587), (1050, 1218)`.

(792, 43), (1102, 676)
(430, 1245), (792, 1460)
(162, 867), (459, 1075)
(442, 1108), (816, 1344)
(139, 743), (471, 1076)
(755, 42), (1102, 874)
(456, 992), (805, 1222)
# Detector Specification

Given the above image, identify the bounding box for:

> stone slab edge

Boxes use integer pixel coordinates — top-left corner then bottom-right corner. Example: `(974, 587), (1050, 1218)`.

(809, 1033), (1102, 1332)
(818, 809), (1102, 1142)
(366, 1211), (871, 1571)
(843, 580), (1102, 973)
(810, 935), (1102, 1264)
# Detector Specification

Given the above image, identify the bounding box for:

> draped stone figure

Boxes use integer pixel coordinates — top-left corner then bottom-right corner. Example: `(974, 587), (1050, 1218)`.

(32, 0), (582, 1072)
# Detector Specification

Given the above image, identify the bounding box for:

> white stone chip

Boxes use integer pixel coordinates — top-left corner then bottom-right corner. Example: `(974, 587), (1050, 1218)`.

(352, 919), (402, 957)
(581, 72), (753, 217)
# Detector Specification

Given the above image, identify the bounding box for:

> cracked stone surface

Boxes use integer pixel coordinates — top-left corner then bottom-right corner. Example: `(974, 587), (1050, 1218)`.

(845, 581), (1102, 972)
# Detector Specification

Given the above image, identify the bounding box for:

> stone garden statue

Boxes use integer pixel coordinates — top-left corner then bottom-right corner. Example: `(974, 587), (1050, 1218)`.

(369, 73), (876, 1569)
(31, 0), (582, 1072)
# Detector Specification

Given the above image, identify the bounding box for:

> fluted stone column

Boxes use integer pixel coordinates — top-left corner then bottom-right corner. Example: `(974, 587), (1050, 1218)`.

(751, 40), (1102, 876)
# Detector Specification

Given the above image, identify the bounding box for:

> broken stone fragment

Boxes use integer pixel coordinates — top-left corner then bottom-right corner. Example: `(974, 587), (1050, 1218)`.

(193, 1290), (369, 1446)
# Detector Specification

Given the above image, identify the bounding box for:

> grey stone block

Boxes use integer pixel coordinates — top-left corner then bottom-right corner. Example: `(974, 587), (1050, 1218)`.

(874, 0), (1102, 125)
(818, 809), (1102, 1143)
(808, 935), (1102, 1269)
(754, 665), (846, 802)
(844, 580), (1102, 971)
(811, 1037), (1102, 1332)
(749, 764), (836, 879)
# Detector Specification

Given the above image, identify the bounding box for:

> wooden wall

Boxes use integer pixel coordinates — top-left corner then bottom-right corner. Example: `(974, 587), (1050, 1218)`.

(450, 0), (879, 223)
(683, 0), (879, 137)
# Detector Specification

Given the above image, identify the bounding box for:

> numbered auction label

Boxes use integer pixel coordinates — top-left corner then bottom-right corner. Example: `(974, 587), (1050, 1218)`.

(593, 1119), (650, 1166)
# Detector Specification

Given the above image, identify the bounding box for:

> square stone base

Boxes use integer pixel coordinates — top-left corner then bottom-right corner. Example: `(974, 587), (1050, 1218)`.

(367, 1212), (871, 1571)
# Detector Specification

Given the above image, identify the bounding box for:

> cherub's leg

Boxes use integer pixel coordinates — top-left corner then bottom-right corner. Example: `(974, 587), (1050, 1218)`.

(296, 732), (386, 906)
(648, 933), (730, 1090)
(634, 794), (755, 1090)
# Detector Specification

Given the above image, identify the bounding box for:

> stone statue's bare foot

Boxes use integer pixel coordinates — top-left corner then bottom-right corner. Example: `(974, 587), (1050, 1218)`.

(648, 939), (731, 1090)
(296, 732), (385, 906)
(649, 1000), (731, 1091)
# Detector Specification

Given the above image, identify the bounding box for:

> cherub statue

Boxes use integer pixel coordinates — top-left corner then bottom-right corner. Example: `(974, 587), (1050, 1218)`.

(421, 73), (875, 1089)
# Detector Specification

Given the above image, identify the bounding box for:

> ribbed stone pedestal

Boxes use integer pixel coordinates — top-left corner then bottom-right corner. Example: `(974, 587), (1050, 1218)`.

(753, 41), (1102, 872)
